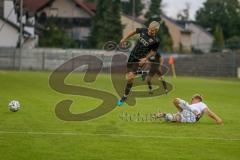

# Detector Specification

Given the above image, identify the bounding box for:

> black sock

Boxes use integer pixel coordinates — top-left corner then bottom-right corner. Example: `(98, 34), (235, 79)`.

(147, 81), (152, 90)
(122, 83), (133, 101)
(162, 80), (167, 90)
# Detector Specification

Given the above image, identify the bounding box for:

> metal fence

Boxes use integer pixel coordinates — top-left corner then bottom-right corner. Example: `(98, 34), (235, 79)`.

(173, 52), (240, 77)
(0, 47), (240, 77)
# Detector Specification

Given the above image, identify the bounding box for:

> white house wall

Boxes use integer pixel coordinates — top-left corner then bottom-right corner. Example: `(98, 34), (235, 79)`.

(24, 26), (34, 37)
(4, 0), (35, 38)
(189, 23), (213, 53)
(0, 19), (19, 47)
(180, 32), (192, 52)
(23, 36), (39, 49)
(4, 0), (18, 25)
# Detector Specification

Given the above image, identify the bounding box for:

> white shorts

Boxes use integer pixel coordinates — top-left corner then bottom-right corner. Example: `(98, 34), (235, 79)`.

(177, 99), (196, 123)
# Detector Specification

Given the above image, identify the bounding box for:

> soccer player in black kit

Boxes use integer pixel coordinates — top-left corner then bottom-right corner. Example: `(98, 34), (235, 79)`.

(117, 21), (160, 106)
(146, 51), (168, 95)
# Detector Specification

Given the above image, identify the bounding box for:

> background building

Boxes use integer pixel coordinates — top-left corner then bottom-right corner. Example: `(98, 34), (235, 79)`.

(0, 0), (37, 48)
(161, 14), (213, 53)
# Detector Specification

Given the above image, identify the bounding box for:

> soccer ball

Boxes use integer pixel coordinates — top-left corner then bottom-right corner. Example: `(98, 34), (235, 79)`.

(8, 100), (20, 112)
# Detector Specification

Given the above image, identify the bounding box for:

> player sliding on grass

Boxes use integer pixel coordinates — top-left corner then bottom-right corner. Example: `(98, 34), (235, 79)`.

(117, 21), (160, 106)
(153, 94), (223, 125)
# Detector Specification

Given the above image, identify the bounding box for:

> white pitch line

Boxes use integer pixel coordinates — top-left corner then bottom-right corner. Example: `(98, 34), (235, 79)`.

(0, 131), (240, 141)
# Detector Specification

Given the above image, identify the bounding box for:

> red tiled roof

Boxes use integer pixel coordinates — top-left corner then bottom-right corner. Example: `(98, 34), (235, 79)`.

(75, 0), (95, 16)
(21, 0), (51, 12)
(83, 2), (96, 11)
(20, 0), (96, 16)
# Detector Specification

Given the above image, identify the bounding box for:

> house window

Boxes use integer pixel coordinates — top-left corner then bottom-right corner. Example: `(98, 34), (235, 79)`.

(72, 27), (90, 41)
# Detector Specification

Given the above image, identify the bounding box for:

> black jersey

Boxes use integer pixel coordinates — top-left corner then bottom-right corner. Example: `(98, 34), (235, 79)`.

(128, 28), (160, 62)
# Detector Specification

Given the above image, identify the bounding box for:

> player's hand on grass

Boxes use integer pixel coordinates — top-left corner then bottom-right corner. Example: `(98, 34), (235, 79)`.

(217, 120), (224, 125)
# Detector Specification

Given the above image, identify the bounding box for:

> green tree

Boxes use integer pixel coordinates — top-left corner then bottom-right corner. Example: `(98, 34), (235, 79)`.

(88, 0), (105, 48)
(226, 36), (240, 49)
(196, 0), (240, 39)
(121, 0), (144, 17)
(144, 0), (161, 25)
(89, 0), (122, 48)
(39, 22), (78, 48)
(158, 24), (173, 52)
(212, 25), (225, 51)
(144, 0), (172, 52)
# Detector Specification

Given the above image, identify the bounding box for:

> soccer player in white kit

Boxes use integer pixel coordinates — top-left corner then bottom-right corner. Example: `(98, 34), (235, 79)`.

(154, 94), (223, 124)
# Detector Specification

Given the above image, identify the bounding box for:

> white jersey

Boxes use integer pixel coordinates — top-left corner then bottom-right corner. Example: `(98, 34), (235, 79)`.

(177, 99), (208, 123)
(188, 102), (207, 115)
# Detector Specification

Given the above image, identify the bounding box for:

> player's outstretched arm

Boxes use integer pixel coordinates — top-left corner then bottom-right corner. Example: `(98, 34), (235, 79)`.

(204, 107), (223, 125)
(120, 30), (136, 44)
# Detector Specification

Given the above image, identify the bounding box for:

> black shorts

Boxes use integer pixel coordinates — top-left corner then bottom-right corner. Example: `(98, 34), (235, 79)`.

(148, 62), (162, 77)
(127, 62), (140, 73)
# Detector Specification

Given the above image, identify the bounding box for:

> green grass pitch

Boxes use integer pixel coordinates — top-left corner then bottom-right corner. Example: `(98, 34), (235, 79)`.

(0, 71), (240, 160)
